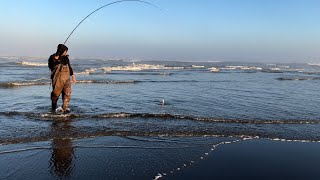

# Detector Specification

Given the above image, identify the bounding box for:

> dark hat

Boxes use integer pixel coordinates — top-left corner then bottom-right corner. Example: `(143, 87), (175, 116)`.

(56, 44), (68, 56)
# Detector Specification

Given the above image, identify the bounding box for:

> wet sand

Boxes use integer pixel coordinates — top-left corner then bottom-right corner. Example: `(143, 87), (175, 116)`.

(1, 137), (320, 180)
(168, 139), (320, 180)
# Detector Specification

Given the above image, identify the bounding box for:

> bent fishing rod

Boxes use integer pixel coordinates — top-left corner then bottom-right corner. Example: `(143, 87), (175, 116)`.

(63, 0), (161, 44)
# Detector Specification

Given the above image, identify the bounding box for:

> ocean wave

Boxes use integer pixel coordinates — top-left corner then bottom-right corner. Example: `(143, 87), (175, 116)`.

(101, 63), (184, 72)
(303, 72), (320, 75)
(1, 131), (319, 148)
(272, 68), (304, 71)
(74, 68), (98, 75)
(0, 79), (138, 88)
(261, 69), (284, 73)
(135, 80), (231, 83)
(307, 63), (320, 66)
(217, 65), (304, 73)
(77, 80), (136, 84)
(277, 77), (320, 81)
(78, 71), (172, 76)
(0, 82), (49, 88)
(1, 111), (80, 118)
(2, 111), (320, 124)
(154, 72), (171, 76)
(209, 67), (220, 72)
(263, 67), (304, 73)
(0, 79), (220, 88)
(74, 63), (184, 75)
(221, 66), (263, 70)
(107, 71), (173, 76)
(18, 61), (47, 67)
(2, 111), (320, 145)
(92, 113), (320, 124)
(191, 65), (205, 69)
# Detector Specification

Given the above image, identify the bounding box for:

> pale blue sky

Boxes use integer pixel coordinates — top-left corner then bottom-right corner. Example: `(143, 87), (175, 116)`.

(0, 0), (320, 62)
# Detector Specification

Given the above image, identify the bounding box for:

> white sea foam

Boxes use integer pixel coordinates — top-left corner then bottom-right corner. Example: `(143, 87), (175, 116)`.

(153, 173), (163, 180)
(209, 67), (220, 72)
(75, 68), (98, 75)
(221, 66), (262, 70)
(151, 138), (245, 180)
(76, 80), (135, 84)
(270, 68), (281, 71)
(18, 61), (47, 67)
(101, 63), (184, 72)
(75, 63), (184, 75)
(10, 82), (48, 86)
(41, 113), (79, 118)
(270, 67), (304, 72)
(159, 72), (171, 76)
(268, 138), (320, 143)
(11, 82), (34, 86)
(1, 56), (20, 60)
(192, 65), (205, 68)
(76, 80), (95, 83)
(307, 63), (320, 66)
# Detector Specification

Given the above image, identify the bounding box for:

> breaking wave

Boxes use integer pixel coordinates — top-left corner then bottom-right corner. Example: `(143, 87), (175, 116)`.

(1, 111), (320, 124)
(75, 63), (184, 75)
(221, 66), (263, 70)
(2, 111), (320, 145)
(105, 72), (172, 76)
(0, 79), (236, 88)
(0, 82), (49, 88)
(18, 61), (47, 67)
(0, 80), (137, 88)
(76, 80), (136, 84)
(12, 61), (311, 75)
(74, 68), (99, 75)
(191, 65), (205, 69)
(307, 63), (320, 66)
(277, 77), (320, 81)
(92, 113), (320, 124)
(101, 63), (184, 71)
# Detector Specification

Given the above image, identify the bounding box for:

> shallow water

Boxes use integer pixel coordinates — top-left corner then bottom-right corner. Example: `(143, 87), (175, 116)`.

(1, 57), (320, 179)
(1, 57), (320, 143)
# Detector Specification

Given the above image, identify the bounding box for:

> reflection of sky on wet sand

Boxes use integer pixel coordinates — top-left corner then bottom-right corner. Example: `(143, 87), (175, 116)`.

(2, 132), (320, 179)
(49, 121), (75, 178)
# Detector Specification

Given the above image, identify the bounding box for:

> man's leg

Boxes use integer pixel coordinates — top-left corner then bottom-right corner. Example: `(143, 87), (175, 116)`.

(62, 79), (72, 111)
(51, 81), (64, 112)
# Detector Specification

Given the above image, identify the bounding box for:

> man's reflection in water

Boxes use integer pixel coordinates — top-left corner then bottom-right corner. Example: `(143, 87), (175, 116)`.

(49, 120), (75, 178)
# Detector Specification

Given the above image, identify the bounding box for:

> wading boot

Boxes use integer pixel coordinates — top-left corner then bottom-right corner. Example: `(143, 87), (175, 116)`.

(62, 101), (70, 113)
(52, 101), (57, 113)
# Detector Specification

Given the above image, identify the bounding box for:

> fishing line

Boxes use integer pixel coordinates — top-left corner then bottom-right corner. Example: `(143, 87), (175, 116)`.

(64, 0), (161, 44)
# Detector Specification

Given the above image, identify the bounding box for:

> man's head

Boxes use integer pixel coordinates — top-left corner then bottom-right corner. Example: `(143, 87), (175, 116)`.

(56, 44), (68, 56)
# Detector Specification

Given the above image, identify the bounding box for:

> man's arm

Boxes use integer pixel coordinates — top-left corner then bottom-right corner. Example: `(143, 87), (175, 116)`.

(66, 57), (74, 76)
(48, 55), (53, 71)
(66, 57), (76, 84)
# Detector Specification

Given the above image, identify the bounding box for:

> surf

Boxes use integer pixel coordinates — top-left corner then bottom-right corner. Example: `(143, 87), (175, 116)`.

(2, 111), (320, 125)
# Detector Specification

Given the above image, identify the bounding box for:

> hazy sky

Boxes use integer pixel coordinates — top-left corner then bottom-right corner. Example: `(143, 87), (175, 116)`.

(0, 0), (320, 62)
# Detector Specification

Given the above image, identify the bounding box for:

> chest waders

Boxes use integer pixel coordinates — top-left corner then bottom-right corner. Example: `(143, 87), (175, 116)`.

(51, 63), (72, 112)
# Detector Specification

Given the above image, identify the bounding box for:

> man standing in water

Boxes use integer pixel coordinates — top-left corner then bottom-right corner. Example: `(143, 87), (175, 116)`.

(48, 44), (76, 113)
